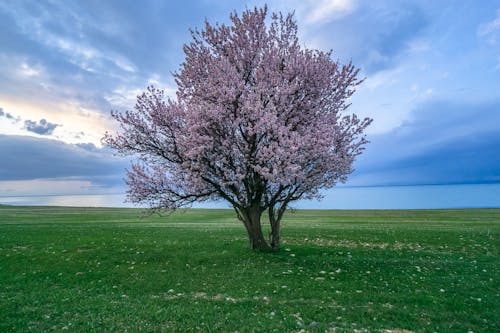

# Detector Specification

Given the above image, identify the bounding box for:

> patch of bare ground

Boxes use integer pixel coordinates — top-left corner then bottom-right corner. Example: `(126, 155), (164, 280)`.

(285, 238), (423, 251)
(155, 291), (272, 304)
(154, 291), (349, 308)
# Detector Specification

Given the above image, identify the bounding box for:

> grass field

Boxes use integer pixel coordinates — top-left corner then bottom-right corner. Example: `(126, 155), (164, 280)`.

(0, 206), (498, 332)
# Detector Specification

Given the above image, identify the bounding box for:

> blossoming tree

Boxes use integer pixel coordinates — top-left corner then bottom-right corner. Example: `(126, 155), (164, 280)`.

(104, 6), (372, 251)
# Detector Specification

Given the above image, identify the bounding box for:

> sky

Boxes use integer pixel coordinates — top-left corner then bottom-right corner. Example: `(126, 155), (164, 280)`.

(0, 0), (499, 207)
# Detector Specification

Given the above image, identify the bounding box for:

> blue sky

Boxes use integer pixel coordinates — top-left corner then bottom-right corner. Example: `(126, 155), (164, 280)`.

(0, 0), (499, 205)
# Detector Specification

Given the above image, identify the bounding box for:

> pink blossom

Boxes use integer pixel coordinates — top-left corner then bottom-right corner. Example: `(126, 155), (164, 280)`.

(103, 6), (371, 250)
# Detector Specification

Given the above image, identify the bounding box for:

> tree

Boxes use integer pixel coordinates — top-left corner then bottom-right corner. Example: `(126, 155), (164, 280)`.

(104, 6), (372, 251)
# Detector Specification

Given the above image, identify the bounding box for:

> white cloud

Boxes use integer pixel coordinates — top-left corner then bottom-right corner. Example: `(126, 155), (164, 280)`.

(0, 3), (137, 74)
(104, 86), (145, 109)
(105, 77), (177, 109)
(0, 55), (47, 82)
(479, 8), (500, 34)
(0, 98), (112, 146)
(264, 0), (357, 27)
(113, 56), (137, 73)
(407, 39), (430, 53)
(363, 67), (402, 91)
(54, 37), (97, 59)
(19, 63), (43, 77)
(305, 0), (357, 24)
(478, 8), (500, 44)
(49, 36), (136, 73)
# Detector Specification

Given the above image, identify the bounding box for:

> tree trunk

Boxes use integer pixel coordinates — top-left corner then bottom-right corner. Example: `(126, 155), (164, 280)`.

(247, 218), (270, 250)
(240, 205), (271, 251)
(270, 220), (280, 251)
(268, 207), (281, 251)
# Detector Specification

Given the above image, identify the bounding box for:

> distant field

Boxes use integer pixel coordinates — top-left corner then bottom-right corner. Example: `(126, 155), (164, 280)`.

(0, 206), (498, 332)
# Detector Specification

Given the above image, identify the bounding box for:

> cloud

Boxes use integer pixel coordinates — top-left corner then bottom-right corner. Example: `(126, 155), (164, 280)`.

(350, 99), (500, 186)
(75, 142), (100, 152)
(46, 35), (137, 74)
(353, 4), (428, 73)
(0, 1), (195, 147)
(0, 134), (128, 182)
(0, 1), (137, 75)
(305, 0), (357, 24)
(104, 78), (177, 108)
(0, 178), (122, 197)
(478, 8), (500, 44)
(0, 104), (109, 145)
(24, 118), (59, 135)
(406, 39), (430, 53)
(19, 62), (42, 77)
(1, 0), (499, 205)
(352, 131), (500, 186)
(0, 107), (20, 122)
(275, 1), (429, 74)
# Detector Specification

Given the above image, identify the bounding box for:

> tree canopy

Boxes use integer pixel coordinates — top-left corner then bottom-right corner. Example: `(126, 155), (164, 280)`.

(104, 6), (372, 250)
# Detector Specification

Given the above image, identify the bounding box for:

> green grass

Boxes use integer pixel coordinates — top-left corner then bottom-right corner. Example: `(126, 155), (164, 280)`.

(0, 206), (498, 332)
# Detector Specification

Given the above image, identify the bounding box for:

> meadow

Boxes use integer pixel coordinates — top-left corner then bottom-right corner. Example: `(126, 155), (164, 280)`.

(0, 206), (498, 332)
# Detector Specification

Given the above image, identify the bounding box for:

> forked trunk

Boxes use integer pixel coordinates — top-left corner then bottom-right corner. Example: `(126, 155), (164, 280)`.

(239, 205), (271, 251)
(247, 218), (270, 250)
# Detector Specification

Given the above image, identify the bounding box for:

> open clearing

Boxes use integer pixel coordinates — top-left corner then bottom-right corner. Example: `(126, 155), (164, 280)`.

(0, 206), (498, 332)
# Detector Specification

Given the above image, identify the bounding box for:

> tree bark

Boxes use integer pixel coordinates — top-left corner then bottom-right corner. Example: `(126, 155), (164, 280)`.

(270, 220), (280, 251)
(247, 219), (270, 251)
(240, 205), (271, 251)
(268, 207), (281, 251)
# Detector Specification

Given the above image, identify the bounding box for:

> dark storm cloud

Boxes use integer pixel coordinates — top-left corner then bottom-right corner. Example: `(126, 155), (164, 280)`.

(0, 0), (499, 196)
(0, 135), (128, 186)
(0, 107), (19, 122)
(351, 99), (500, 186)
(24, 118), (59, 135)
(0, 0), (237, 124)
(75, 142), (99, 152)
